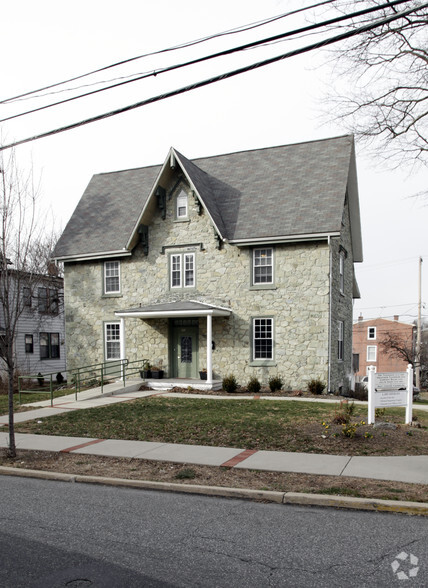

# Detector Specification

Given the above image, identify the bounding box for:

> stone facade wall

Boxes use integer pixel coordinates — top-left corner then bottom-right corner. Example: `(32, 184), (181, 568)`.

(328, 196), (354, 394)
(64, 177), (353, 391)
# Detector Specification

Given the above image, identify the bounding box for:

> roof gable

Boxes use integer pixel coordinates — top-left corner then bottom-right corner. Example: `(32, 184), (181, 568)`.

(53, 135), (362, 262)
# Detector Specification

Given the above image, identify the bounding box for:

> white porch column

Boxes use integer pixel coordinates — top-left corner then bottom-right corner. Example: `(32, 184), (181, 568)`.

(206, 313), (213, 384)
(120, 318), (126, 380)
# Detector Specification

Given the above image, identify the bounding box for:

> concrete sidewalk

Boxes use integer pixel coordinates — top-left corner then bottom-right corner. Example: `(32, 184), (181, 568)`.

(1, 431), (428, 485)
(1, 382), (427, 485)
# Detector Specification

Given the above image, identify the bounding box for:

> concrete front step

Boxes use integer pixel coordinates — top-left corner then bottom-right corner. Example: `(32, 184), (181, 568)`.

(144, 378), (222, 391)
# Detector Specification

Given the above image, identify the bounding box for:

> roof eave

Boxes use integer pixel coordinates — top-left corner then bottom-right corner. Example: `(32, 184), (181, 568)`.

(54, 249), (132, 263)
(229, 232), (339, 246)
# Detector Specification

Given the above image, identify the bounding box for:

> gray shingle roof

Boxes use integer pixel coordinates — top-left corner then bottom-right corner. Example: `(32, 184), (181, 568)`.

(54, 135), (360, 260)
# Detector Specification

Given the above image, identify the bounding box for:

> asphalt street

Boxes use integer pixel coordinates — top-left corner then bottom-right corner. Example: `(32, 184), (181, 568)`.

(0, 476), (427, 587)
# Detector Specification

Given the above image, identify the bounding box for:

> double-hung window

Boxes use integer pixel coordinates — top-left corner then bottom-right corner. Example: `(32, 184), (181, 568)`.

(104, 261), (120, 294)
(176, 190), (188, 219)
(25, 334), (34, 354)
(170, 253), (195, 289)
(105, 322), (121, 360)
(40, 333), (60, 359)
(253, 318), (273, 360)
(253, 248), (273, 285)
(367, 345), (377, 362)
(338, 320), (344, 361)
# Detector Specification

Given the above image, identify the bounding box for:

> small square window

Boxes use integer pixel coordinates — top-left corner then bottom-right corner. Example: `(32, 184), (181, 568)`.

(368, 327), (376, 340)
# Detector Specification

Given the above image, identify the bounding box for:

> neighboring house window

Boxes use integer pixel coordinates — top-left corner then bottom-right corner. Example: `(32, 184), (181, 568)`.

(25, 334), (34, 354)
(23, 287), (32, 308)
(104, 261), (120, 294)
(338, 321), (344, 361)
(367, 345), (377, 362)
(170, 253), (195, 288)
(253, 248), (273, 285)
(176, 190), (188, 219)
(105, 323), (121, 360)
(253, 318), (273, 360)
(368, 327), (376, 340)
(38, 287), (48, 312)
(40, 333), (60, 359)
(38, 288), (59, 314)
(339, 251), (345, 294)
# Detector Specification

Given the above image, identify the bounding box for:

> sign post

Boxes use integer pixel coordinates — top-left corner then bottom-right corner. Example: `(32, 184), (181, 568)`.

(367, 365), (413, 425)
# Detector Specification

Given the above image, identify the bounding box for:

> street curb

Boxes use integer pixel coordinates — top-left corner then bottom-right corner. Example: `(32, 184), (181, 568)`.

(1, 465), (428, 515)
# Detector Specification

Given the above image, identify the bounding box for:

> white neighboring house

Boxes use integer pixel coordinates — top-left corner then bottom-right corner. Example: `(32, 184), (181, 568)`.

(0, 272), (66, 380)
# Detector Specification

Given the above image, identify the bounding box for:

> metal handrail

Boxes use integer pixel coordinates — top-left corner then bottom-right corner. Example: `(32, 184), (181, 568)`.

(18, 358), (149, 405)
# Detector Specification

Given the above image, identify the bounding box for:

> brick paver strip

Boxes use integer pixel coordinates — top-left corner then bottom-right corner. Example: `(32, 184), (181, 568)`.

(61, 439), (105, 453)
(221, 449), (258, 468)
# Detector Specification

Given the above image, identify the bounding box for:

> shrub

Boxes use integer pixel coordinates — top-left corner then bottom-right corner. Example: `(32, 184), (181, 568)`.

(332, 400), (355, 424)
(222, 374), (238, 393)
(307, 379), (326, 395)
(175, 468), (196, 480)
(247, 376), (261, 394)
(268, 375), (283, 392)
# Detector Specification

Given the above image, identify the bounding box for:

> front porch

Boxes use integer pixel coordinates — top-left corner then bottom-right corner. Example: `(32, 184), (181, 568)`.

(116, 300), (232, 385)
(144, 377), (223, 391)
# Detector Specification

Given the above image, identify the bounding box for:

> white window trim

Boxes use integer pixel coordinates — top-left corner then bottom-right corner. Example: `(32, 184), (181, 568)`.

(367, 345), (377, 362)
(253, 248), (274, 285)
(104, 261), (121, 294)
(367, 326), (376, 340)
(170, 252), (195, 289)
(176, 190), (188, 219)
(105, 322), (122, 360)
(253, 317), (274, 361)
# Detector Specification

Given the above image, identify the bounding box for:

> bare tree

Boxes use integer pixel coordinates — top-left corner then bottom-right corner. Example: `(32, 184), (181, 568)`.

(379, 331), (415, 365)
(0, 147), (58, 457)
(322, 0), (428, 168)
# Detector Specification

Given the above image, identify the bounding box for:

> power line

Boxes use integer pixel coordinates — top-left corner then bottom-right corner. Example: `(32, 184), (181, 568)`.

(0, 0), (412, 126)
(0, 0), (336, 105)
(2, 0), (426, 152)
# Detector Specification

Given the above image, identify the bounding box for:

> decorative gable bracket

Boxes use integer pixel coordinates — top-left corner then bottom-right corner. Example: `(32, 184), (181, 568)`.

(156, 186), (166, 220)
(193, 191), (203, 215)
(214, 230), (222, 250)
(138, 224), (149, 256)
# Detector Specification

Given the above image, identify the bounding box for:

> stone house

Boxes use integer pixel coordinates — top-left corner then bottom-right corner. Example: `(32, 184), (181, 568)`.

(53, 135), (363, 392)
(353, 315), (415, 379)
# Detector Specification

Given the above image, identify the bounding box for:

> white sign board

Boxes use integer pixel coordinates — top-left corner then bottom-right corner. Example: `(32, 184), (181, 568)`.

(374, 389), (408, 408)
(367, 366), (413, 425)
(375, 372), (407, 391)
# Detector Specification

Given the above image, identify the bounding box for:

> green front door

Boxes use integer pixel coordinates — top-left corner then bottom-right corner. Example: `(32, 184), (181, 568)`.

(171, 320), (199, 378)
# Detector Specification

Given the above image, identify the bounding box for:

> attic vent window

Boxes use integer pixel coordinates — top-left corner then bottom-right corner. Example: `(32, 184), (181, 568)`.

(176, 190), (188, 219)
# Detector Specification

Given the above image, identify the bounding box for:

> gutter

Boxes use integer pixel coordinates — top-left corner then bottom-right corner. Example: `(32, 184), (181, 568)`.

(54, 249), (132, 263)
(229, 232), (339, 246)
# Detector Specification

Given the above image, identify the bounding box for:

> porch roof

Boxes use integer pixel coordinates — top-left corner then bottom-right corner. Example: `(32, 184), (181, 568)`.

(115, 299), (231, 319)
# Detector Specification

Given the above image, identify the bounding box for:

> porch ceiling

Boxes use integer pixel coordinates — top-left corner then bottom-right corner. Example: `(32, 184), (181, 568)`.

(115, 299), (231, 319)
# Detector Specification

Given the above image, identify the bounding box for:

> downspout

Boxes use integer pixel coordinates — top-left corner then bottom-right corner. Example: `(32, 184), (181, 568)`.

(328, 236), (332, 393)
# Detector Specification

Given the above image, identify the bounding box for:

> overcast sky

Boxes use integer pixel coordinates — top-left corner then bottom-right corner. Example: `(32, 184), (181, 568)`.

(2, 0), (427, 325)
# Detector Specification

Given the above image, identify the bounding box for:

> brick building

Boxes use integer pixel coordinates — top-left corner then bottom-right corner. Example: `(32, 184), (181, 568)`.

(353, 315), (414, 379)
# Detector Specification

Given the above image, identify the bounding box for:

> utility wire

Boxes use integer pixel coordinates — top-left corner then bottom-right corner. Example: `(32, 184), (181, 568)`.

(0, 0), (414, 125)
(0, 0), (336, 105)
(2, 0), (427, 152)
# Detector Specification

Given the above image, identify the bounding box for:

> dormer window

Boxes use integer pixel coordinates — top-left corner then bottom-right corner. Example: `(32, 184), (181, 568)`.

(176, 190), (188, 219)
